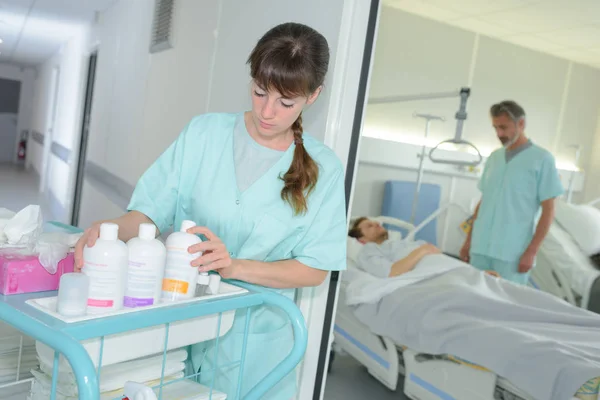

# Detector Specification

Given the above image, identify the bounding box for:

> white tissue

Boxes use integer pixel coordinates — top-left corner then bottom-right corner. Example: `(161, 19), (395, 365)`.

(0, 205), (82, 274)
(35, 232), (82, 274)
(0, 208), (16, 243)
(2, 205), (42, 248)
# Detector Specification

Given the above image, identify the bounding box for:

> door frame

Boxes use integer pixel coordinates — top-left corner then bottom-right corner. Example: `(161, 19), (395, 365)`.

(313, 1), (381, 398)
(71, 50), (99, 227)
(40, 66), (61, 193)
(293, 0), (382, 398)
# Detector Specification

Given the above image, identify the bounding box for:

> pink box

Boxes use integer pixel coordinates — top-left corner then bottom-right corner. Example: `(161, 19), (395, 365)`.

(0, 250), (75, 295)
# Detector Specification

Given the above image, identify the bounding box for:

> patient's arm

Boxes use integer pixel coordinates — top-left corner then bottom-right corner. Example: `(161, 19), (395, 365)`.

(389, 244), (441, 277)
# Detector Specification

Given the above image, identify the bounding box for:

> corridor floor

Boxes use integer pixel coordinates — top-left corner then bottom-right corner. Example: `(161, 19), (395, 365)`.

(0, 163), (53, 220)
(324, 353), (408, 399)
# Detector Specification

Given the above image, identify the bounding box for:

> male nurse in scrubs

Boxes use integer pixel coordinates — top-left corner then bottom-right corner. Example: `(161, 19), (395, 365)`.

(74, 23), (347, 399)
(460, 100), (564, 284)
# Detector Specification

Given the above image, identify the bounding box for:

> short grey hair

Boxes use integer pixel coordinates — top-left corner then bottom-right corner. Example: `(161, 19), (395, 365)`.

(490, 100), (526, 123)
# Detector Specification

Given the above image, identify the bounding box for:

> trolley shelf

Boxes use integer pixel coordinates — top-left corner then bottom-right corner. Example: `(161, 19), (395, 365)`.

(0, 280), (308, 400)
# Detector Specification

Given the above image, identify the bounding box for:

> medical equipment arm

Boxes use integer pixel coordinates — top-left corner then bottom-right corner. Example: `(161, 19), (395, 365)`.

(231, 259), (329, 288)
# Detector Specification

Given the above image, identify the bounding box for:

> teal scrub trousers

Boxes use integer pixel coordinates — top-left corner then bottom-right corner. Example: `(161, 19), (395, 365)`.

(470, 254), (531, 285)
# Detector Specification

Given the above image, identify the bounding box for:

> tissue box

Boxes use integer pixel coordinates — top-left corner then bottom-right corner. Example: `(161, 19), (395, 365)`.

(0, 251), (74, 295)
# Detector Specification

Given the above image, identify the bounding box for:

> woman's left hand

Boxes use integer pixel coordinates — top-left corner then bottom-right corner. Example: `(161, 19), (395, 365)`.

(186, 226), (239, 279)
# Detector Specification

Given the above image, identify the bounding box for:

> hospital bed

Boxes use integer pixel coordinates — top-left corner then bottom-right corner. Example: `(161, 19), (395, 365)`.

(333, 216), (544, 400)
(529, 201), (600, 314)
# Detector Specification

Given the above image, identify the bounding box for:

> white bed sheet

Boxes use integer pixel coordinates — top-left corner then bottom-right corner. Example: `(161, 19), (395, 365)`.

(349, 264), (600, 400)
(539, 222), (600, 300)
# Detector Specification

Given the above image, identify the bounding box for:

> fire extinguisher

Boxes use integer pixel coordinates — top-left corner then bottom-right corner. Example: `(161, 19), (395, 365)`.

(17, 130), (28, 161)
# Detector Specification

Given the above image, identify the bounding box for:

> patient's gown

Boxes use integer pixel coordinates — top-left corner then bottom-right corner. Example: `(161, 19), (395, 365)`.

(357, 239), (427, 278)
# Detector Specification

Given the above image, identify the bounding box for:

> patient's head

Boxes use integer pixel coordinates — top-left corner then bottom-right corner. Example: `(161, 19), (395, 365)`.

(348, 217), (388, 244)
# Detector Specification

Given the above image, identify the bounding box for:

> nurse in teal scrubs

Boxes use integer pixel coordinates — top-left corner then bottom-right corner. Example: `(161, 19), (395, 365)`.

(74, 23), (346, 399)
(460, 100), (563, 285)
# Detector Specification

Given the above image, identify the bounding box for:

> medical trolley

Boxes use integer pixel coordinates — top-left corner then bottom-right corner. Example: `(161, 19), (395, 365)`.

(0, 223), (308, 400)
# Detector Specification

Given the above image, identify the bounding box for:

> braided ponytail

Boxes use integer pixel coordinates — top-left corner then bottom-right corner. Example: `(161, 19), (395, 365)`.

(280, 114), (319, 214)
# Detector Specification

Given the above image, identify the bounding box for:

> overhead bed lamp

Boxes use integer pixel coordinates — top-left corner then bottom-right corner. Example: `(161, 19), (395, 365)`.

(368, 87), (483, 167)
(428, 88), (483, 167)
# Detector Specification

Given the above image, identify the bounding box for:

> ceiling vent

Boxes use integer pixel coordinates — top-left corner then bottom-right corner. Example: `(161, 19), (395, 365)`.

(150, 0), (176, 53)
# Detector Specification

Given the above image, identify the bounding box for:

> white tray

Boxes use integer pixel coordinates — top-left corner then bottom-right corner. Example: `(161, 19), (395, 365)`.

(26, 282), (246, 323)
(30, 283), (246, 367)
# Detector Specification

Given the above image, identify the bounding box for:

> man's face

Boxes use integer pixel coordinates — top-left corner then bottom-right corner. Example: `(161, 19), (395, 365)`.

(492, 113), (524, 146)
(357, 219), (389, 243)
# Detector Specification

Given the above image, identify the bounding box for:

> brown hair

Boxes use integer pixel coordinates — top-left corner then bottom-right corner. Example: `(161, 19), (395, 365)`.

(348, 217), (368, 239)
(490, 100), (526, 123)
(247, 22), (330, 215)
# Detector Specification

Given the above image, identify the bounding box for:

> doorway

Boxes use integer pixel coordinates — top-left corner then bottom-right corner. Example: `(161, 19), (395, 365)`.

(71, 50), (98, 227)
(0, 78), (22, 164)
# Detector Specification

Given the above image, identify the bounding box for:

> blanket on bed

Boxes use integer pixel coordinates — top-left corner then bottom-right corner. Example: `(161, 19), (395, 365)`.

(347, 254), (600, 400)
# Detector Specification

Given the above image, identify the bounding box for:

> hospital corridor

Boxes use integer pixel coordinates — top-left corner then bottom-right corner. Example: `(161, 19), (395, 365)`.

(2, 0), (600, 399)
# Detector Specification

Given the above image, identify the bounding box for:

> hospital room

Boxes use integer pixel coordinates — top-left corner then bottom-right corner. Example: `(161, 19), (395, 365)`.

(325, 1), (600, 400)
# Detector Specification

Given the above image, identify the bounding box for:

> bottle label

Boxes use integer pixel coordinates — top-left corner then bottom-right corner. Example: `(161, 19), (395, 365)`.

(88, 299), (114, 307)
(84, 260), (122, 309)
(162, 279), (189, 294)
(123, 259), (160, 308)
(123, 296), (154, 307)
(161, 247), (198, 301)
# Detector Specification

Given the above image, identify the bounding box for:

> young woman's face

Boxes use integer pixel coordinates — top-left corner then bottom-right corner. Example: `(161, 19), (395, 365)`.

(249, 81), (319, 138)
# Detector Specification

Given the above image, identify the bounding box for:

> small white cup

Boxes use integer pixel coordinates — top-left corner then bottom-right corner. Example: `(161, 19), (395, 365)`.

(208, 274), (221, 295)
(57, 273), (90, 317)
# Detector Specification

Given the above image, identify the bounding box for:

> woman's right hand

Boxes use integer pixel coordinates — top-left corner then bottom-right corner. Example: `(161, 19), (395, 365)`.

(74, 223), (103, 272)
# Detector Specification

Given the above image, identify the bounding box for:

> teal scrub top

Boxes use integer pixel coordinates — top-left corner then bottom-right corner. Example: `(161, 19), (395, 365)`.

(127, 112), (347, 399)
(471, 143), (564, 263)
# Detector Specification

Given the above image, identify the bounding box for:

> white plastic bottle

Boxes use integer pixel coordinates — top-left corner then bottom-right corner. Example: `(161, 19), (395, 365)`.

(161, 220), (203, 302)
(123, 223), (167, 308)
(82, 222), (128, 314)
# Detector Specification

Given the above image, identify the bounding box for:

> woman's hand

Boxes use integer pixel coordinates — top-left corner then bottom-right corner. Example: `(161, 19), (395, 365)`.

(186, 226), (239, 279)
(73, 212), (155, 272)
(74, 222), (104, 272)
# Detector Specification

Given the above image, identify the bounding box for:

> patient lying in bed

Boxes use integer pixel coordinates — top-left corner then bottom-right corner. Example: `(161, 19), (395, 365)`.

(347, 217), (600, 400)
(348, 217), (500, 278)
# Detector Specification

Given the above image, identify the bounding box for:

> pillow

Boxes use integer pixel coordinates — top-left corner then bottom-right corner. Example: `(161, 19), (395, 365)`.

(341, 257), (373, 284)
(387, 229), (403, 242)
(347, 237), (363, 263)
(554, 201), (600, 256)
